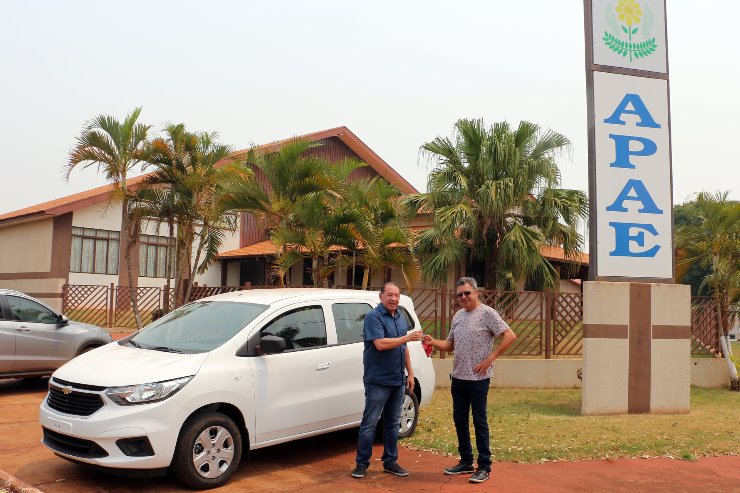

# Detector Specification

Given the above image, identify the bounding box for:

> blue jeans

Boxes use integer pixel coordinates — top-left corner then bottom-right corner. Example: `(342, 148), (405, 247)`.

(355, 382), (405, 468)
(451, 377), (491, 471)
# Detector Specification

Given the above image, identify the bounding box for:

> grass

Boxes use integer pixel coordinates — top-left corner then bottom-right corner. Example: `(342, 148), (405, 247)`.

(406, 387), (740, 463)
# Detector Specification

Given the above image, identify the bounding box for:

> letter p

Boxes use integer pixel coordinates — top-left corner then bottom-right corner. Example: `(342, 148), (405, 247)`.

(608, 134), (657, 169)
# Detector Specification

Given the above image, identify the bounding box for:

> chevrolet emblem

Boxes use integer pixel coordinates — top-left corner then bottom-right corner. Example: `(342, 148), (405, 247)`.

(62, 386), (73, 395)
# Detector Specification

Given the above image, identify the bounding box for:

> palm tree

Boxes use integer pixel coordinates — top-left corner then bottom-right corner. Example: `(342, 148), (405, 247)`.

(409, 118), (588, 290)
(144, 127), (242, 306)
(676, 191), (739, 386)
(220, 139), (338, 286)
(138, 124), (194, 307)
(182, 132), (242, 303)
(66, 107), (150, 329)
(344, 177), (419, 289)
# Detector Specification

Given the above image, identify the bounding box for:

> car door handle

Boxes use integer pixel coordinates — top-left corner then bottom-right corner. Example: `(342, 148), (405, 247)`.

(15, 326), (31, 332)
(315, 362), (330, 371)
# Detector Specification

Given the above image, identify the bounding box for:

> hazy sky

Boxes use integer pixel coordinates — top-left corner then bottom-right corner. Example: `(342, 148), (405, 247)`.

(1, 0), (737, 216)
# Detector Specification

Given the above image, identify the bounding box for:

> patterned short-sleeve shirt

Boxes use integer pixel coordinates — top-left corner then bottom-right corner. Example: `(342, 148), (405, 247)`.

(447, 303), (510, 381)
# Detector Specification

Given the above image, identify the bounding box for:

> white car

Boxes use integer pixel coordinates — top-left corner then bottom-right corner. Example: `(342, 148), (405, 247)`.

(39, 289), (435, 489)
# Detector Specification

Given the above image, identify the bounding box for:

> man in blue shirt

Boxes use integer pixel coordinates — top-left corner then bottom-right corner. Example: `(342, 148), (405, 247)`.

(352, 282), (423, 479)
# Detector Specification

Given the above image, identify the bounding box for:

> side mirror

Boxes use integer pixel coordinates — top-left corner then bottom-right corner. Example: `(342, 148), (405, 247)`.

(257, 335), (286, 355)
(57, 314), (69, 326)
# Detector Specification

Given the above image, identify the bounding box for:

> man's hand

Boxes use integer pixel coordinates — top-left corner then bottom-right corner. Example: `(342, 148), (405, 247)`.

(406, 329), (424, 342)
(406, 373), (415, 392)
(473, 355), (495, 375)
(423, 334), (453, 352)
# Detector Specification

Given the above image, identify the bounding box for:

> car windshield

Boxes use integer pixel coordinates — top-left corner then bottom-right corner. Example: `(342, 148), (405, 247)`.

(127, 301), (268, 353)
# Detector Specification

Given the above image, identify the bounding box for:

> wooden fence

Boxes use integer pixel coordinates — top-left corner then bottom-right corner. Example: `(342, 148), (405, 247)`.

(61, 283), (725, 357)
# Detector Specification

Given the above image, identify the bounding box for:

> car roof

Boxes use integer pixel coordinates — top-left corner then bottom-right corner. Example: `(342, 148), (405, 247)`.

(0, 289), (28, 296)
(199, 288), (410, 306)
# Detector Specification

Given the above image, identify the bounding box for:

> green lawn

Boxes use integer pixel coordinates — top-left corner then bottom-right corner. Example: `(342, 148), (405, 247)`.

(406, 387), (740, 462)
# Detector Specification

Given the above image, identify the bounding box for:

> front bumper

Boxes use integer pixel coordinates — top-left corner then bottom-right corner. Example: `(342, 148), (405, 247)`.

(39, 383), (187, 469)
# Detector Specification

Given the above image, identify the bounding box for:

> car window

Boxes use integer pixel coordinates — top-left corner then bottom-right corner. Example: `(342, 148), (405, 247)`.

(6, 296), (58, 324)
(331, 303), (372, 344)
(129, 301), (267, 353)
(261, 306), (327, 351)
(397, 305), (416, 330)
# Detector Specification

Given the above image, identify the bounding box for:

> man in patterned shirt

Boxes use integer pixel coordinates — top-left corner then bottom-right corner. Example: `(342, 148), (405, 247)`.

(423, 277), (517, 484)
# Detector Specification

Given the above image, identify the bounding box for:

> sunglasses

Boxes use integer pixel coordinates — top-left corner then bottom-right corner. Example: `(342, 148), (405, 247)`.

(456, 291), (474, 298)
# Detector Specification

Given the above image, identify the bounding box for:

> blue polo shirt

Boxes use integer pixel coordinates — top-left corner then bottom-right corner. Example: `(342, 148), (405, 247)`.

(362, 303), (409, 386)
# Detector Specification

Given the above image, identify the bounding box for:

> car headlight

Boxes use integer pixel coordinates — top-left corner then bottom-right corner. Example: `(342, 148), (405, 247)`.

(105, 376), (193, 406)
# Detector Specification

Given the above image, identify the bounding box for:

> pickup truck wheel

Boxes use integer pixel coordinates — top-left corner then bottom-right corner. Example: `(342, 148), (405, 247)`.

(172, 412), (242, 489)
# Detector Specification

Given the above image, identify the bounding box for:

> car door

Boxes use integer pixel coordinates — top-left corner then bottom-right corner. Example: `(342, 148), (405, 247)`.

(323, 301), (373, 427)
(0, 297), (15, 372)
(252, 303), (335, 444)
(6, 295), (75, 372)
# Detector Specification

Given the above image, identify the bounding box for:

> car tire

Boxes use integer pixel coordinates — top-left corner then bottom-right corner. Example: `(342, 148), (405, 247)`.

(171, 412), (243, 490)
(398, 389), (419, 439)
(375, 389), (420, 442)
(76, 344), (102, 356)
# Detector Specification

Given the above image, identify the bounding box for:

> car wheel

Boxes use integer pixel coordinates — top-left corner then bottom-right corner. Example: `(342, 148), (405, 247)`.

(398, 390), (419, 439)
(171, 412), (243, 490)
(77, 344), (101, 356)
(375, 389), (420, 442)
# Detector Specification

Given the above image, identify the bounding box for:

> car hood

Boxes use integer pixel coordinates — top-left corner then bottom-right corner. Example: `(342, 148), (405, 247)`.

(52, 342), (209, 387)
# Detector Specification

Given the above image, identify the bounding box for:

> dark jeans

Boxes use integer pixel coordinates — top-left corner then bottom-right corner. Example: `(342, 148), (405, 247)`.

(355, 382), (405, 468)
(451, 376), (491, 471)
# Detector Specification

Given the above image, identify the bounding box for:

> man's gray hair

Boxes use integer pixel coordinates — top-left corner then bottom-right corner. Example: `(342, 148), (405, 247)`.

(380, 281), (400, 293)
(456, 277), (478, 290)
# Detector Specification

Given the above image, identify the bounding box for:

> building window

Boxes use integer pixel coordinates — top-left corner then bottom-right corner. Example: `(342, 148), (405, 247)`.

(70, 227), (120, 275)
(139, 234), (175, 278)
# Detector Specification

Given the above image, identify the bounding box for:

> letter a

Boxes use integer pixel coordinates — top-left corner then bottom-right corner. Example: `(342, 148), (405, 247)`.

(606, 179), (664, 214)
(603, 93), (661, 128)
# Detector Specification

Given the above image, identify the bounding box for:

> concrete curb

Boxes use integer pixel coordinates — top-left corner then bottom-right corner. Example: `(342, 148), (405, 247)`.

(0, 469), (45, 493)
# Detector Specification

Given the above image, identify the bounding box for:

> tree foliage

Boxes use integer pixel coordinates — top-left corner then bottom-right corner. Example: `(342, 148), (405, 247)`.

(139, 125), (243, 306)
(66, 107), (150, 328)
(675, 191), (740, 333)
(408, 118), (587, 290)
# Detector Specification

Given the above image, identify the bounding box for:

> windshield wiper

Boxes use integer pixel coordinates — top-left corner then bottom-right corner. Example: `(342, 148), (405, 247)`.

(148, 346), (184, 354)
(126, 339), (143, 349)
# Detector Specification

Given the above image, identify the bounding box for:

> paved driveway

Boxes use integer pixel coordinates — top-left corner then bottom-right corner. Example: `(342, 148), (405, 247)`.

(2, 378), (740, 493)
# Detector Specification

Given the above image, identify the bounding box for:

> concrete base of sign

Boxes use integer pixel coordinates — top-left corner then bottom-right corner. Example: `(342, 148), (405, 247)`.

(582, 281), (691, 415)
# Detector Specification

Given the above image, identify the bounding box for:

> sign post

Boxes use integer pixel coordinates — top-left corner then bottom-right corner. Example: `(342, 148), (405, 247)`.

(582, 0), (690, 414)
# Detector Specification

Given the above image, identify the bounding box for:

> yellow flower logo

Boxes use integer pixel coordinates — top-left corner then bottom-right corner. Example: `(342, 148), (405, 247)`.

(616, 0), (643, 27)
(603, 0), (655, 62)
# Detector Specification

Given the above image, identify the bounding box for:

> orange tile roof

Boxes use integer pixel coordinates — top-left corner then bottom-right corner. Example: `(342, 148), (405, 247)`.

(217, 241), (280, 258)
(540, 244), (589, 265)
(0, 126), (417, 226)
(221, 237), (589, 266)
(217, 241), (348, 259)
(0, 175), (150, 225)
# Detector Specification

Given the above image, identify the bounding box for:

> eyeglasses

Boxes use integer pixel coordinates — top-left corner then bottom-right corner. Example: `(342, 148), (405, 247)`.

(456, 291), (473, 298)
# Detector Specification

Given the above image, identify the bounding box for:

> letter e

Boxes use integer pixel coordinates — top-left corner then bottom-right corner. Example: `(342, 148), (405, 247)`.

(608, 222), (661, 257)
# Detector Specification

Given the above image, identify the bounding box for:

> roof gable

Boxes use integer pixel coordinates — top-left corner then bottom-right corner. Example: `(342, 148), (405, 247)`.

(0, 126), (416, 227)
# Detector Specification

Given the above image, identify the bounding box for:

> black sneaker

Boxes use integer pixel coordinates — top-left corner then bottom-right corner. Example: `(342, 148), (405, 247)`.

(351, 464), (367, 478)
(444, 462), (475, 475)
(469, 468), (490, 483)
(383, 462), (410, 477)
